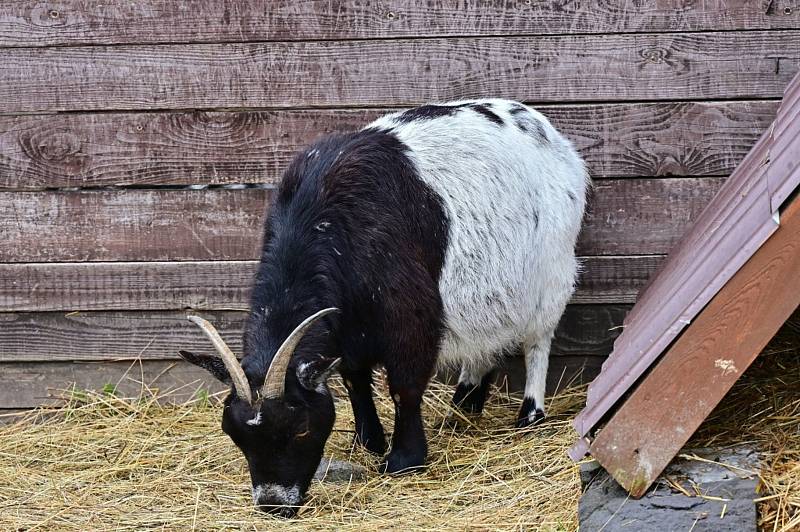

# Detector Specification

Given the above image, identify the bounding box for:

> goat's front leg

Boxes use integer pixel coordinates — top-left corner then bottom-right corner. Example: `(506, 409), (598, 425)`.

(341, 367), (386, 455)
(380, 383), (427, 474)
(379, 342), (436, 474)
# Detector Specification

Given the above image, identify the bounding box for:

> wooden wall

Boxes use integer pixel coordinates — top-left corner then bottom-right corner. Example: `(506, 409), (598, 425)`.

(1, 1), (799, 409)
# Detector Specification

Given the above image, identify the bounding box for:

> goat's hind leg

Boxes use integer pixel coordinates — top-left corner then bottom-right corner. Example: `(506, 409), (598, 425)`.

(516, 335), (551, 428)
(452, 363), (496, 415)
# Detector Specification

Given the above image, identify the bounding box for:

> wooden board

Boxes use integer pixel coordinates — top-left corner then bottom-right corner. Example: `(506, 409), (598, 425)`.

(589, 194), (800, 497)
(0, 101), (777, 189)
(0, 179), (722, 263)
(0, 353), (608, 409)
(0, 304), (630, 363)
(1, 32), (798, 113)
(0, 256), (659, 311)
(0, 359), (229, 408)
(2, 1), (798, 47)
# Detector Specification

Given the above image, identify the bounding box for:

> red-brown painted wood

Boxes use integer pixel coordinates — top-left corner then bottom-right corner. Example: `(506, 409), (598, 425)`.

(589, 194), (800, 497)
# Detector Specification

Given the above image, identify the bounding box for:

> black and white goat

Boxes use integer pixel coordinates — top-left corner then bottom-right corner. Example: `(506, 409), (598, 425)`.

(180, 99), (589, 516)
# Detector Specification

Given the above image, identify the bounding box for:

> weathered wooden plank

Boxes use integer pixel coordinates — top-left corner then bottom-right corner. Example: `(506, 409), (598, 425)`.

(0, 310), (248, 362)
(0, 102), (777, 189)
(2, 1), (798, 47)
(583, 178), (724, 256)
(0, 360), (229, 408)
(0, 179), (722, 262)
(0, 353), (606, 409)
(0, 256), (657, 311)
(0, 305), (630, 363)
(589, 194), (800, 497)
(0, 303), (624, 408)
(1, 32), (797, 113)
(1, 189), (272, 263)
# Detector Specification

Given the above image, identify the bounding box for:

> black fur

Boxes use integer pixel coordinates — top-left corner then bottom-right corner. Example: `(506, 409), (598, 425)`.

(467, 103), (504, 126)
(515, 397), (546, 428)
(394, 102), (504, 128)
(185, 127), (450, 514)
(509, 104), (548, 143)
(452, 371), (496, 415)
(178, 350), (231, 385)
(395, 104), (466, 123)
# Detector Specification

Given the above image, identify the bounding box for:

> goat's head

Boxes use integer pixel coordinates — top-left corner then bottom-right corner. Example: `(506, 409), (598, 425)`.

(179, 309), (340, 517)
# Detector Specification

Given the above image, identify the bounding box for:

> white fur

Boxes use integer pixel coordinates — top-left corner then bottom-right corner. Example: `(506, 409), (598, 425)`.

(246, 411), (262, 426)
(252, 483), (301, 506)
(369, 100), (589, 411)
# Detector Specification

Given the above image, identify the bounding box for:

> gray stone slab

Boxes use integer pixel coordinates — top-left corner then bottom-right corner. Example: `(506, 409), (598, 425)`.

(314, 457), (367, 483)
(579, 447), (759, 531)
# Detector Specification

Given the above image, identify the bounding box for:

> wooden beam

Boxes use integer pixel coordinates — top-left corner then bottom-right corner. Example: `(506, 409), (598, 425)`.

(0, 304), (629, 362)
(589, 193), (800, 497)
(0, 179), (722, 262)
(2, 1), (797, 47)
(0, 32), (797, 113)
(0, 102), (777, 189)
(0, 353), (609, 409)
(0, 256), (657, 311)
(0, 360), (229, 408)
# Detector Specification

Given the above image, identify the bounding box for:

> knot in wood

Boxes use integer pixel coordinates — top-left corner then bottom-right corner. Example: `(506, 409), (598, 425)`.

(641, 47), (668, 64)
(19, 128), (85, 171)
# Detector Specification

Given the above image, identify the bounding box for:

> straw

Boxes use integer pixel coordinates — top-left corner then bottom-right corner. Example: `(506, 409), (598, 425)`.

(0, 314), (796, 531)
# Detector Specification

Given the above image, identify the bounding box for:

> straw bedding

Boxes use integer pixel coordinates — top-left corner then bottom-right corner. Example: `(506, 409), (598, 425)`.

(0, 317), (797, 531)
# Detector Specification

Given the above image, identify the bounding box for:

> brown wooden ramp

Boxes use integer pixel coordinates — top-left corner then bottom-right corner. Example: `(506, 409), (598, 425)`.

(570, 71), (800, 496)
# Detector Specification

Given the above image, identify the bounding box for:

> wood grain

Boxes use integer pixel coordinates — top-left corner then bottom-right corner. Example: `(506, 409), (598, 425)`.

(1, 32), (797, 113)
(0, 352), (608, 409)
(0, 102), (777, 189)
(2, 1), (798, 47)
(0, 359), (229, 408)
(0, 256), (658, 311)
(0, 179), (722, 262)
(0, 304), (630, 363)
(590, 194), (800, 497)
(0, 304), (625, 409)
(1, 188), (272, 263)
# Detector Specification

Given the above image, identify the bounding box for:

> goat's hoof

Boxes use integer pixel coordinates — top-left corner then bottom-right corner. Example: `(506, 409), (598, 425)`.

(355, 433), (387, 456)
(378, 450), (426, 475)
(515, 398), (545, 428)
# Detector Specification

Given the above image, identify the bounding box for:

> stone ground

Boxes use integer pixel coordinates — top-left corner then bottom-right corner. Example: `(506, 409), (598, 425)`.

(579, 447), (759, 531)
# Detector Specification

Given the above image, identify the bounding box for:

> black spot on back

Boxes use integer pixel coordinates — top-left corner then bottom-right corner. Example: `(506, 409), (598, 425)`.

(514, 115), (548, 144)
(507, 103), (549, 143)
(467, 103), (504, 126)
(395, 104), (467, 124)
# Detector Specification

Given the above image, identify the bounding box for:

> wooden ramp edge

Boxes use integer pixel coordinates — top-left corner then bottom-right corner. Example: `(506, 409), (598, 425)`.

(588, 193), (800, 497)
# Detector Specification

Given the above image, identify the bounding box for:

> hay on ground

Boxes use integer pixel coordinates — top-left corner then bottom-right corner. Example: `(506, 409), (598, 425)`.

(0, 315), (797, 531)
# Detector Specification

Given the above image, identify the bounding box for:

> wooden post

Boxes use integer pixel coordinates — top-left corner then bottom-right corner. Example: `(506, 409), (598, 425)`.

(589, 193), (800, 497)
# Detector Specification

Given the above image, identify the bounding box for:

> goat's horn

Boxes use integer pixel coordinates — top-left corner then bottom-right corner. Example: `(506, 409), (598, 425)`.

(260, 308), (338, 400)
(187, 315), (253, 405)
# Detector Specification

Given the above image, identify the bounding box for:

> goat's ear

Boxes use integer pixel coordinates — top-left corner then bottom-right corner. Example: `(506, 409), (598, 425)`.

(296, 357), (341, 392)
(179, 350), (232, 385)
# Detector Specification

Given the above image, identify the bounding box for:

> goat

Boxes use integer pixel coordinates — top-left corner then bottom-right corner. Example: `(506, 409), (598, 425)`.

(180, 99), (589, 517)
